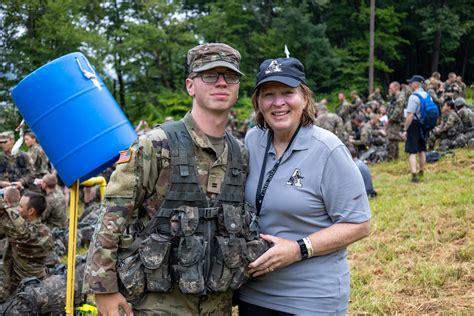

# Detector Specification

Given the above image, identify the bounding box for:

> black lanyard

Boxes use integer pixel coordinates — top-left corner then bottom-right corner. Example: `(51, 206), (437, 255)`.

(255, 126), (300, 215)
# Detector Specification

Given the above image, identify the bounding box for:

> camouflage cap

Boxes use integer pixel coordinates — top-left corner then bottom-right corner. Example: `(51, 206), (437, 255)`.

(187, 43), (243, 75)
(0, 131), (14, 142)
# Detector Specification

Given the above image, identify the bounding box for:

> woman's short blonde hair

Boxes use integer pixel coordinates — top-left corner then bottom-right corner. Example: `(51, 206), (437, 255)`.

(251, 84), (316, 129)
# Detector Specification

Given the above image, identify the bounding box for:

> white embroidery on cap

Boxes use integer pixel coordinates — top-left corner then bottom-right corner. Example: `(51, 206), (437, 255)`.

(265, 60), (282, 74)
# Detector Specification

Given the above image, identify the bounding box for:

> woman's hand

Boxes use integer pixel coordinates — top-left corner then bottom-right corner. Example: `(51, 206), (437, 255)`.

(95, 292), (133, 316)
(248, 234), (301, 277)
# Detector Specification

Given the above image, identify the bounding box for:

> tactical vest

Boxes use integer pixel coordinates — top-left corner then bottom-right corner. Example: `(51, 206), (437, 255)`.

(117, 121), (268, 302)
(0, 153), (28, 183)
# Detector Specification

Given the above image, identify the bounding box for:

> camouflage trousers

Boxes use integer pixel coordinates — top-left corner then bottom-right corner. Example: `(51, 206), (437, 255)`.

(133, 286), (233, 316)
(387, 140), (400, 161)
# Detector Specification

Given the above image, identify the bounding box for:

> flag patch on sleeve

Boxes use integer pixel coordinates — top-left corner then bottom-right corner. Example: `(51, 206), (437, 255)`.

(117, 149), (132, 164)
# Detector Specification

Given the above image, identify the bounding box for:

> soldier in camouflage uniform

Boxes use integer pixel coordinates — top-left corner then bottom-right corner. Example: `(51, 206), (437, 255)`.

(84, 43), (266, 316)
(367, 87), (384, 104)
(444, 72), (462, 99)
(24, 132), (50, 180)
(0, 187), (21, 302)
(430, 100), (463, 150)
(427, 79), (443, 108)
(315, 105), (345, 141)
(40, 173), (67, 229)
(454, 97), (474, 140)
(385, 82), (406, 160)
(0, 131), (33, 191)
(369, 114), (387, 147)
(336, 92), (352, 123)
(0, 191), (53, 297)
(348, 115), (371, 156)
(456, 76), (466, 98)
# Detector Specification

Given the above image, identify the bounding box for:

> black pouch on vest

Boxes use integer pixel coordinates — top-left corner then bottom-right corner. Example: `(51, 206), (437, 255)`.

(117, 248), (145, 304)
(176, 235), (207, 294)
(139, 233), (172, 292)
(208, 236), (246, 292)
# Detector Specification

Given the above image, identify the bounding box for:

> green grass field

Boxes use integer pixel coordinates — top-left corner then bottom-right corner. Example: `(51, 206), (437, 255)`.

(348, 148), (473, 314)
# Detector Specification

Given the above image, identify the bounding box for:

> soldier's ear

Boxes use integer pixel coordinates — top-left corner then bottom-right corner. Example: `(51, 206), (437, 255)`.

(186, 78), (195, 97)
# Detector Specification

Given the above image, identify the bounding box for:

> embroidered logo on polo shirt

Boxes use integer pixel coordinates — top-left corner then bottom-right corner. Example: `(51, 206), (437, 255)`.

(287, 168), (303, 187)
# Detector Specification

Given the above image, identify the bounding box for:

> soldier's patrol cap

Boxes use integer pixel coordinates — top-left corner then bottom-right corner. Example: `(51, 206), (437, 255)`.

(407, 75), (425, 84)
(0, 131), (14, 142)
(454, 97), (465, 107)
(187, 43), (243, 75)
(255, 57), (306, 89)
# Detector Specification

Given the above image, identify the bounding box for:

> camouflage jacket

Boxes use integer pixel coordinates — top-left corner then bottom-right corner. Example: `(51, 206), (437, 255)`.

(387, 93), (405, 124)
(0, 204), (53, 289)
(436, 111), (462, 137)
(352, 123), (372, 147)
(43, 186), (67, 229)
(315, 113), (344, 140)
(457, 107), (473, 131)
(28, 144), (50, 178)
(0, 151), (33, 187)
(428, 89), (443, 107)
(337, 100), (352, 123)
(83, 112), (248, 294)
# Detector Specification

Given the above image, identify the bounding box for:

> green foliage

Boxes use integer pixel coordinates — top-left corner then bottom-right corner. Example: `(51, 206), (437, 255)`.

(1, 0), (473, 121)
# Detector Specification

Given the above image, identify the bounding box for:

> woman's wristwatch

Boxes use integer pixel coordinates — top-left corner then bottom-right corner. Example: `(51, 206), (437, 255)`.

(297, 237), (314, 259)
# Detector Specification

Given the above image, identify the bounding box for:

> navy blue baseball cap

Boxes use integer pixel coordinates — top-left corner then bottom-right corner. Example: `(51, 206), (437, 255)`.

(255, 57), (306, 89)
(407, 75), (425, 83)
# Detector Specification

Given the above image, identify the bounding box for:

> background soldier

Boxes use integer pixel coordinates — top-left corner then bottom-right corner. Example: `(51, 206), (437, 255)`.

(454, 97), (474, 140)
(84, 43), (266, 315)
(0, 191), (53, 297)
(444, 72), (461, 99)
(430, 100), (463, 150)
(0, 131), (33, 191)
(349, 115), (372, 156)
(24, 132), (50, 180)
(335, 92), (351, 122)
(40, 173), (67, 229)
(385, 81), (406, 160)
(315, 104), (345, 141)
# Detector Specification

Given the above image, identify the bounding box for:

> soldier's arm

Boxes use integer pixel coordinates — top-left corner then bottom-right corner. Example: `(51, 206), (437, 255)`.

(2, 207), (31, 240)
(84, 134), (160, 294)
(28, 147), (39, 168)
(438, 114), (455, 133)
(390, 97), (405, 122)
(17, 154), (34, 189)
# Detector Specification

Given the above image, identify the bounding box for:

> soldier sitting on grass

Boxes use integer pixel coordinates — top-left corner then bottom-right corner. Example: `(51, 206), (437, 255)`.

(0, 191), (54, 297)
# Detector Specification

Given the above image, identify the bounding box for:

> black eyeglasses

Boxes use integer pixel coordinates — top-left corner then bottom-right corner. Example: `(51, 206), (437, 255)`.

(194, 71), (241, 84)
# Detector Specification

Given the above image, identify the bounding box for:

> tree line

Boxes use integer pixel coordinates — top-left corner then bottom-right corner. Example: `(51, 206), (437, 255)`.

(0, 0), (472, 126)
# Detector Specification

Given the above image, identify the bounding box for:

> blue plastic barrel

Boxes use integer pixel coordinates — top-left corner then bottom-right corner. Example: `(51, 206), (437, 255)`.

(11, 52), (137, 186)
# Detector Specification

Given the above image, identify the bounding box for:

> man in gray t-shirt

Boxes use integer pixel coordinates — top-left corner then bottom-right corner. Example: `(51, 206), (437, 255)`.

(402, 75), (428, 183)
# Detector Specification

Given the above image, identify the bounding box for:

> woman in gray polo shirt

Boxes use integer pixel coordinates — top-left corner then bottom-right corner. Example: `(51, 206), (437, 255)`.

(238, 58), (371, 315)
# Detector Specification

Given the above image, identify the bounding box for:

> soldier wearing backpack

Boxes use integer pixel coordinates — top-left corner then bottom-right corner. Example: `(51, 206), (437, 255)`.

(402, 75), (438, 183)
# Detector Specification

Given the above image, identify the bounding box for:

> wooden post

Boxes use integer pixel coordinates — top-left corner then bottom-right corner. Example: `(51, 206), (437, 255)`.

(369, 0), (375, 94)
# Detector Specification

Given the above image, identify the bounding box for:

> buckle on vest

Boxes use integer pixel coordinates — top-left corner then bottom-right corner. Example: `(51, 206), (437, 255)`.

(199, 207), (219, 219)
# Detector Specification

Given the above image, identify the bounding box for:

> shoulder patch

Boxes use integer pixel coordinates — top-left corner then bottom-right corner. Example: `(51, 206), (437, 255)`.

(117, 149), (132, 164)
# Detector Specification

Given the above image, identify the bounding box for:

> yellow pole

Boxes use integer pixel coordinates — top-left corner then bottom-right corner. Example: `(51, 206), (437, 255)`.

(80, 176), (107, 201)
(65, 180), (79, 315)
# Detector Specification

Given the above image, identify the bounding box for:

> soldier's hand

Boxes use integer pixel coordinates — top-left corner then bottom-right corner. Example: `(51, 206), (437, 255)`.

(0, 181), (10, 188)
(95, 292), (133, 316)
(247, 234), (300, 277)
(14, 182), (24, 191)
